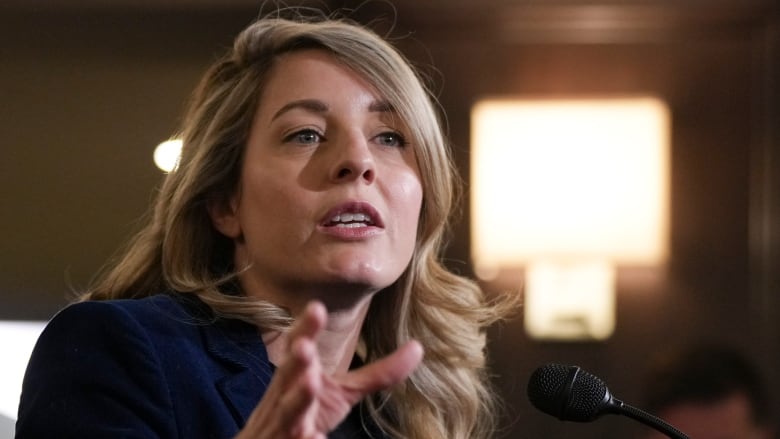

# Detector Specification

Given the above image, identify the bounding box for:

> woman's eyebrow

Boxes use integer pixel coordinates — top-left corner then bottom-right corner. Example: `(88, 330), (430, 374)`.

(271, 98), (395, 121)
(271, 99), (329, 121)
(368, 99), (395, 113)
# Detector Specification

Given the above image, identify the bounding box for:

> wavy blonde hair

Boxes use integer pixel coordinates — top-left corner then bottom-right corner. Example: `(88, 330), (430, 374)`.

(83, 12), (513, 439)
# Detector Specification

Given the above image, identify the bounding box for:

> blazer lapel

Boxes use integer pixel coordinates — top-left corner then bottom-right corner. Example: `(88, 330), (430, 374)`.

(201, 320), (273, 426)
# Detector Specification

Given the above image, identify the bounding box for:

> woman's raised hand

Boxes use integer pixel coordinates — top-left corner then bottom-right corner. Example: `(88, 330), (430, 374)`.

(236, 302), (424, 439)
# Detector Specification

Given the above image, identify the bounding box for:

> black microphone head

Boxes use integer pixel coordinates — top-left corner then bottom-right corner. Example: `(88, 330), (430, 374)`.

(527, 363), (613, 422)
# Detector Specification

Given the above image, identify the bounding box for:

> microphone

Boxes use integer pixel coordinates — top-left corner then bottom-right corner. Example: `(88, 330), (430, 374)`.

(527, 363), (689, 439)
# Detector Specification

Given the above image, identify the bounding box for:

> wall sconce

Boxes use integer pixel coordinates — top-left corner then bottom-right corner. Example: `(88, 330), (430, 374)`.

(470, 96), (669, 341)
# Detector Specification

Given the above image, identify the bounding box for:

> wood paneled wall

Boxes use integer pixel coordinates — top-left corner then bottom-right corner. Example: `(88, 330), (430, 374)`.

(383, 3), (780, 437)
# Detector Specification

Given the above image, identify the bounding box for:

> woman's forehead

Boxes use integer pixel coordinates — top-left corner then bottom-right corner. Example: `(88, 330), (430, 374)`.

(255, 50), (409, 123)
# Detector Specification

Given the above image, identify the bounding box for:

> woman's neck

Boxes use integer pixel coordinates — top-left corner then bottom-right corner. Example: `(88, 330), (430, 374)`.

(262, 294), (373, 374)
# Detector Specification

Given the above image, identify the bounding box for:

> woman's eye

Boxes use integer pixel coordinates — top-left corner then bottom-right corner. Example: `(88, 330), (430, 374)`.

(375, 131), (407, 147)
(284, 129), (323, 145)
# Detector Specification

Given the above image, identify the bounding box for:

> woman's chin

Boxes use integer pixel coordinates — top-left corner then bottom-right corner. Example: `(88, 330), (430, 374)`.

(313, 266), (397, 297)
(321, 257), (384, 284)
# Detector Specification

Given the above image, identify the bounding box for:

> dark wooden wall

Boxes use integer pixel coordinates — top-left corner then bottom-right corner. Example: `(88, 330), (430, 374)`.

(1, 2), (777, 438)
(385, 2), (780, 437)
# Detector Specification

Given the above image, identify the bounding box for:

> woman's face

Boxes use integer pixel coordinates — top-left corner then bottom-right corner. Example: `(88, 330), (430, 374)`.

(212, 50), (423, 309)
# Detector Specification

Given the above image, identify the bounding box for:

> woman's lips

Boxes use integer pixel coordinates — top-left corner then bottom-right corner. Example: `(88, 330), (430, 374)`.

(319, 201), (384, 228)
(318, 201), (384, 239)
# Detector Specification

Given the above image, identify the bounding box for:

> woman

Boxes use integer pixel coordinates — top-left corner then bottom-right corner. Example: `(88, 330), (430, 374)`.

(17, 13), (512, 439)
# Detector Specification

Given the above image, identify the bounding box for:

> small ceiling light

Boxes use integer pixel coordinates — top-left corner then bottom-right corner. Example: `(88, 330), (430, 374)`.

(153, 139), (183, 172)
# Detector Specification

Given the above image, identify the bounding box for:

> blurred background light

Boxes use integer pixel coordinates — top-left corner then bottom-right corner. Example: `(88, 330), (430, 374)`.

(471, 96), (670, 340)
(153, 138), (182, 172)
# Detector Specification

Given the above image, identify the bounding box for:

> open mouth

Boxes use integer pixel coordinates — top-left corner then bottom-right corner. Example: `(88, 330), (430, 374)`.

(326, 212), (375, 228)
(320, 202), (384, 229)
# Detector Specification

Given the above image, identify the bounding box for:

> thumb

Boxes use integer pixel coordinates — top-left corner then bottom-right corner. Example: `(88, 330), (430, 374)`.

(343, 340), (424, 396)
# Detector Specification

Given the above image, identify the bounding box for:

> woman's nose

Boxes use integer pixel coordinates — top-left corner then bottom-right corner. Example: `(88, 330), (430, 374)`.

(329, 134), (376, 184)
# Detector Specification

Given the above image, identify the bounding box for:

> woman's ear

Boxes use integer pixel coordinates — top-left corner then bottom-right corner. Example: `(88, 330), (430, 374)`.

(208, 197), (242, 239)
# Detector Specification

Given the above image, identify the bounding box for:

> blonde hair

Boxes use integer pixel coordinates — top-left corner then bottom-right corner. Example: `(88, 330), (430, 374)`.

(84, 13), (513, 439)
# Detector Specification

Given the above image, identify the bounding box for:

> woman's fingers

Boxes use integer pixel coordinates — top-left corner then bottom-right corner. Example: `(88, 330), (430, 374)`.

(288, 301), (327, 346)
(240, 303), (424, 438)
(271, 303), (328, 436)
(270, 302), (327, 391)
(239, 303), (328, 438)
(279, 338), (321, 431)
(342, 340), (424, 397)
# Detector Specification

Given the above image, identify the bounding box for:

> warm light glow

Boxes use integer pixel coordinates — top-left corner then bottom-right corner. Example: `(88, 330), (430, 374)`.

(470, 96), (670, 340)
(471, 97), (669, 273)
(153, 138), (183, 172)
(0, 321), (46, 420)
(525, 260), (615, 340)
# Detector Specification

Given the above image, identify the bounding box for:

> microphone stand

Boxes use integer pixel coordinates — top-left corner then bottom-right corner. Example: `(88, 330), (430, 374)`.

(608, 399), (689, 439)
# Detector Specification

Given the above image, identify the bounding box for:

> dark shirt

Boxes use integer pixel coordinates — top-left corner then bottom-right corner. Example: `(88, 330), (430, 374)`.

(16, 293), (386, 438)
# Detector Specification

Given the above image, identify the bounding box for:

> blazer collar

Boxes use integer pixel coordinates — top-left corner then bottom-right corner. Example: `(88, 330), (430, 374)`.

(201, 317), (273, 426)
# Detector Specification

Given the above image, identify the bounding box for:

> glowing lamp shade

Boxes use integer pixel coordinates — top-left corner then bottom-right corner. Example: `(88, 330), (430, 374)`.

(471, 97), (669, 340)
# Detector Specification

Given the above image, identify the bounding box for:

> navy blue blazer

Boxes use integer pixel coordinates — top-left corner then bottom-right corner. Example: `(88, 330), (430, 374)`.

(16, 293), (384, 438)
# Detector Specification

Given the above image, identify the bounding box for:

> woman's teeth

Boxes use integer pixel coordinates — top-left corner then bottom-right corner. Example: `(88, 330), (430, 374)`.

(329, 212), (371, 226)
